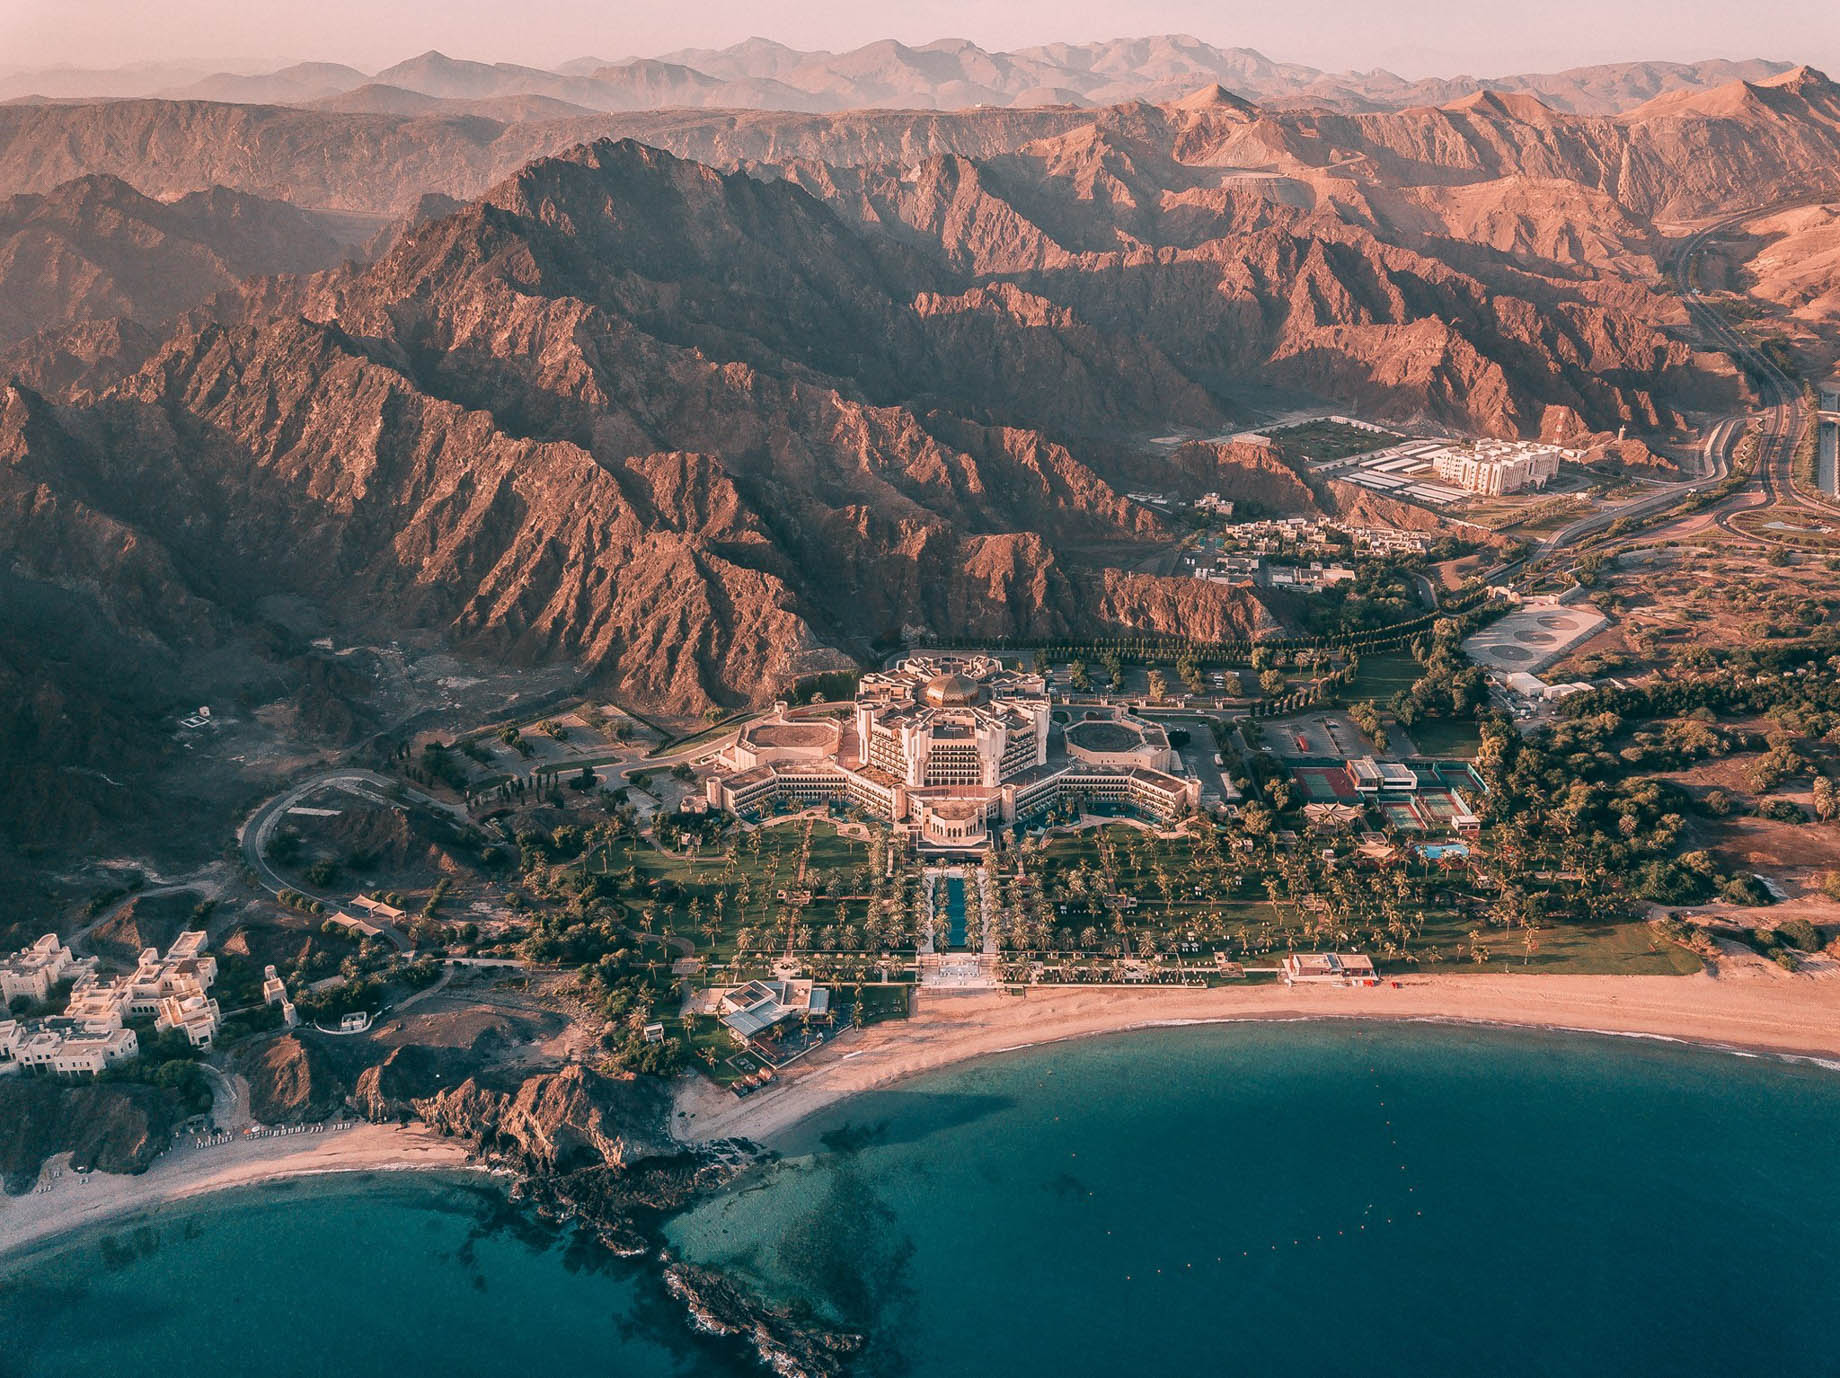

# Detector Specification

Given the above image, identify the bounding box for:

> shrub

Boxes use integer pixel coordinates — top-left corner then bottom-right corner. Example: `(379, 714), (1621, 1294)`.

(1757, 798), (1809, 824)
(1776, 918), (1823, 952)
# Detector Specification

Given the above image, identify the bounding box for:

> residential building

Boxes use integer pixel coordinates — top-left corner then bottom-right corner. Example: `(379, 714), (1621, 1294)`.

(11, 1023), (140, 1076)
(156, 992), (221, 1049)
(1281, 952), (1379, 986)
(0, 934), (92, 1006)
(19, 931), (224, 1073)
(718, 979), (832, 1041)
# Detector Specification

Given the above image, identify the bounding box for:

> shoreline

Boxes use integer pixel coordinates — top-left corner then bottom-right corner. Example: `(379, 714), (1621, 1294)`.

(10, 968), (1840, 1263)
(0, 1121), (479, 1265)
(673, 968), (1840, 1146)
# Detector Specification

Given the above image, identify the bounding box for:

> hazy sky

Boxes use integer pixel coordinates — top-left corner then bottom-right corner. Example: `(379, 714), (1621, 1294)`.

(2, 0), (1834, 78)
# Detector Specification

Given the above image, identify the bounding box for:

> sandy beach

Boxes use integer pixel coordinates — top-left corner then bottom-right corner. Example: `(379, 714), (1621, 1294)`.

(10, 964), (1840, 1263)
(675, 967), (1840, 1146)
(0, 1121), (476, 1263)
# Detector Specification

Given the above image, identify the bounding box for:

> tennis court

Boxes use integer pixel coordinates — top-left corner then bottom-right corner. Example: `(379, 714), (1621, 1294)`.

(1292, 764), (1356, 802)
(1417, 789), (1460, 823)
(1434, 762), (1486, 795)
(1380, 800), (1424, 830)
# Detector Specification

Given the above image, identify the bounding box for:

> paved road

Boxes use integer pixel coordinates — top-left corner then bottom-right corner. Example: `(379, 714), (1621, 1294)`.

(1672, 202), (1811, 528)
(1488, 199), (1813, 583)
(237, 770), (446, 945)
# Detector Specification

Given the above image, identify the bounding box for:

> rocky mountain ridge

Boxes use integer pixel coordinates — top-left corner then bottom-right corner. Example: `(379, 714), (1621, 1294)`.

(1, 65), (1832, 886)
(4, 39), (1793, 117)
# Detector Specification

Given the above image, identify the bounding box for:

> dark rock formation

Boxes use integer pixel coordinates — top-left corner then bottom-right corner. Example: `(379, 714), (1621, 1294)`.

(663, 1259), (864, 1378)
(232, 1034), (349, 1125)
(0, 1079), (180, 1194)
(413, 1063), (673, 1173)
(350, 1043), (487, 1122)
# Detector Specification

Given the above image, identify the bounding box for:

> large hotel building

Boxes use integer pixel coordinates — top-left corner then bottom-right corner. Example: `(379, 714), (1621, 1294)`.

(707, 655), (1199, 849)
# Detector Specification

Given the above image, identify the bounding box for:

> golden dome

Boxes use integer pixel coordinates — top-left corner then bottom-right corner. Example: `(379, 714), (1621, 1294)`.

(922, 672), (983, 708)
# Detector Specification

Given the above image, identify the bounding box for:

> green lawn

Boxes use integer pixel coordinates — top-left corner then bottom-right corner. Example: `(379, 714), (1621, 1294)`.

(1343, 652), (1420, 705)
(1408, 719), (1483, 758)
(1406, 911), (1703, 976)
(1269, 419), (1399, 461)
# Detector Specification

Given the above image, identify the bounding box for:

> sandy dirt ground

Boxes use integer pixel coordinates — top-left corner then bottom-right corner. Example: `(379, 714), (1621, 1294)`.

(0, 1121), (475, 1262)
(673, 968), (1840, 1146)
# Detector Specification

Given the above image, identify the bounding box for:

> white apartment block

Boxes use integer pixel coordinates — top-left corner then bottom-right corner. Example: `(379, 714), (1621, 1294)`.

(4, 1022), (140, 1076)
(0, 934), (93, 1006)
(1, 930), (219, 1075)
(1427, 441), (1567, 496)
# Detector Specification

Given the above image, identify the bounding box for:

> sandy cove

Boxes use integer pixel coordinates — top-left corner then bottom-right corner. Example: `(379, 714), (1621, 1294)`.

(674, 968), (1840, 1146)
(9, 967), (1840, 1261)
(0, 1121), (475, 1263)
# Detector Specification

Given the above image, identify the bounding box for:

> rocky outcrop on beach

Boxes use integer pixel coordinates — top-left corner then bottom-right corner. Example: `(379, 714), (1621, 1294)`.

(350, 1043), (484, 1122)
(405, 1058), (850, 1376)
(0, 1079), (181, 1194)
(232, 1035), (349, 1125)
(413, 1063), (673, 1174)
(514, 1152), (741, 1255)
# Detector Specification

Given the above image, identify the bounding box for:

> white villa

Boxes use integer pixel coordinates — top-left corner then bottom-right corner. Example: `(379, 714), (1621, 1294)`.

(1281, 952), (1379, 986)
(0, 930), (221, 1078)
(0, 933), (93, 1005)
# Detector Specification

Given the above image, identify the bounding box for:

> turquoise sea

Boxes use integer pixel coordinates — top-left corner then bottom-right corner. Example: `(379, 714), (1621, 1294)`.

(7, 1022), (1840, 1377)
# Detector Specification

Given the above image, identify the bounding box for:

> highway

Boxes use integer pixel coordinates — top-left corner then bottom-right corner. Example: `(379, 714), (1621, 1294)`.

(1494, 199), (1812, 584)
(1673, 204), (1809, 523)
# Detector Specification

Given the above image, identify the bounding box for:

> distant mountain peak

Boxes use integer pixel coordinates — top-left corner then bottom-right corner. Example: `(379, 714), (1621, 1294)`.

(1442, 88), (1559, 121)
(1171, 82), (1256, 113)
(1757, 64), (1833, 94)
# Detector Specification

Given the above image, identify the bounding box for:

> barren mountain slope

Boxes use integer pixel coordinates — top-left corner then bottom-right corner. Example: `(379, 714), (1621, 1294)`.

(0, 142), (1282, 728)
(1721, 201), (1840, 327)
(3, 67), (1835, 227)
(779, 105), (1709, 436)
(5, 65), (1834, 888)
(7, 39), (1791, 115)
(0, 101), (1095, 215)
(0, 174), (346, 346)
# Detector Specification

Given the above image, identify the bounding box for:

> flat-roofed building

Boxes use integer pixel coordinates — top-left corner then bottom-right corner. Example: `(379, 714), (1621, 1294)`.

(49, 931), (222, 1064)
(1347, 757), (1419, 795)
(1426, 441), (1565, 495)
(717, 979), (831, 1042)
(706, 655), (1198, 849)
(156, 992), (222, 1049)
(0, 934), (92, 1005)
(1281, 952), (1379, 986)
(11, 1020), (139, 1075)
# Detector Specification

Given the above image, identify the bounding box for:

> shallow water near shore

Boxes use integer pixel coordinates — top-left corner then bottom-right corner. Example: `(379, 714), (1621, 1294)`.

(0, 1171), (740, 1377)
(9, 1021), (1840, 1376)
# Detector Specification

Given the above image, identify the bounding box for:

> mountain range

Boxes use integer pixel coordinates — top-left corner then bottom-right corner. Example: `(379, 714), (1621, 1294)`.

(2, 55), (1839, 895)
(1, 38), (1794, 116)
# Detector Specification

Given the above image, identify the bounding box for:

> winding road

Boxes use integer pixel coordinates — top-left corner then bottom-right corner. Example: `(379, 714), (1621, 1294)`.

(236, 770), (459, 945)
